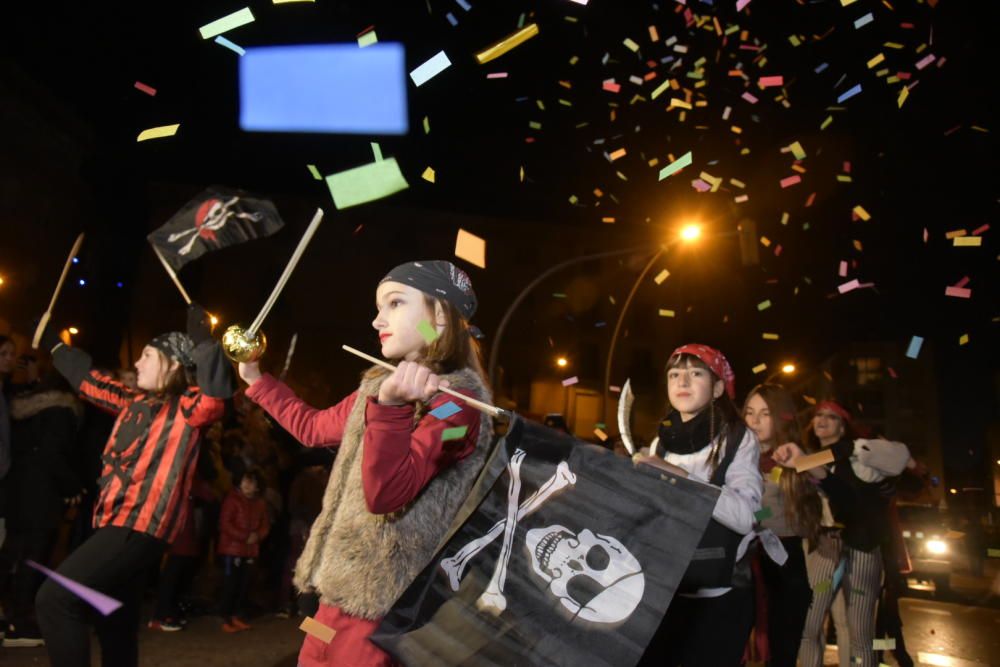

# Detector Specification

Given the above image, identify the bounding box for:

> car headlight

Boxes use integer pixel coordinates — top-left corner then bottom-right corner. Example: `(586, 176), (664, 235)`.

(925, 538), (948, 555)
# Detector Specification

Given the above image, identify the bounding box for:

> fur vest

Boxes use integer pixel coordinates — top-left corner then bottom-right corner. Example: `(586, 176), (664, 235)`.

(293, 366), (492, 620)
(10, 390), (82, 421)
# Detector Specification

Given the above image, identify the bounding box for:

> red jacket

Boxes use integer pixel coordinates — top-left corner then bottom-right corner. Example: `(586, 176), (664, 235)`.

(217, 489), (270, 558)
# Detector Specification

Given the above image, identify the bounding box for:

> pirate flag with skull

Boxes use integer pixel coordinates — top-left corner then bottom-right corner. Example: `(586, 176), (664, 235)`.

(371, 415), (721, 667)
(147, 186), (285, 271)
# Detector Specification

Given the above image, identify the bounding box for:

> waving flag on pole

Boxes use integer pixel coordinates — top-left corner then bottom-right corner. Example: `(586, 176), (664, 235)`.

(147, 186), (285, 271)
(371, 415), (721, 667)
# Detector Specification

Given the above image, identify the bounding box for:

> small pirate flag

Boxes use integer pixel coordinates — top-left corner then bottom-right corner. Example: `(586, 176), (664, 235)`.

(371, 415), (721, 667)
(147, 186), (285, 271)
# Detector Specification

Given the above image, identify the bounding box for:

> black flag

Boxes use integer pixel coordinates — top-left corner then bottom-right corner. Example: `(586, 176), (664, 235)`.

(371, 416), (721, 667)
(147, 186), (285, 270)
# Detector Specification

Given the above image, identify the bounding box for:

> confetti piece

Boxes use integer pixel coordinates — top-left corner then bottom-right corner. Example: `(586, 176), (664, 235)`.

(953, 236), (982, 247)
(134, 81), (156, 96)
(358, 31), (378, 48)
(905, 336), (923, 359)
(758, 75), (784, 88)
(838, 279), (861, 294)
(306, 164), (322, 180)
(609, 148), (627, 161)
(741, 91), (759, 104)
(988, 548), (1000, 558)
(853, 205), (871, 221)
(762, 333), (779, 340)
(795, 449), (835, 473)
(325, 158), (409, 209)
(410, 51), (452, 86)
(198, 7), (255, 40)
(421, 166), (436, 183)
(944, 286), (971, 299)
(915, 54), (936, 70)
(736, 0), (752, 11)
(602, 79), (621, 93)
(867, 53), (885, 68)
(872, 638), (896, 650)
(475, 23), (539, 65)
(417, 320), (439, 344)
(836, 84), (862, 103)
(814, 580), (832, 593)
(854, 13), (874, 29)
(754, 506), (773, 521)
(658, 151), (692, 180)
(442, 425), (469, 441)
(650, 79), (671, 99)
(622, 37), (640, 53)
(26, 560), (122, 616)
(653, 269), (670, 285)
(430, 401), (462, 420)
(757, 300), (771, 311)
(561, 376), (579, 387)
(486, 72), (508, 79)
(752, 363), (767, 374)
(658, 309), (675, 317)
(769, 467), (782, 483)
(214, 35), (245, 55)
(273, 0), (316, 3)
(299, 616), (336, 643)
(594, 428), (608, 442)
(455, 228), (486, 268)
(959, 334), (969, 345)
(136, 124), (180, 142)
(788, 141), (806, 160)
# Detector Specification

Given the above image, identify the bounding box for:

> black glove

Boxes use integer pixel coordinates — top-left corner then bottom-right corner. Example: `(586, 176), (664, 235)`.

(186, 304), (213, 345)
(37, 321), (64, 353)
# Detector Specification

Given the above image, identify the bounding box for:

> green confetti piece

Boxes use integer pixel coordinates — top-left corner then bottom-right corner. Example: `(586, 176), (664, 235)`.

(357, 31), (378, 48)
(757, 299), (772, 311)
(988, 548), (1000, 558)
(442, 425), (468, 441)
(754, 506), (773, 521)
(198, 7), (255, 40)
(325, 158), (409, 210)
(370, 142), (383, 162)
(417, 320), (439, 344)
(814, 580), (832, 593)
(307, 164), (322, 180)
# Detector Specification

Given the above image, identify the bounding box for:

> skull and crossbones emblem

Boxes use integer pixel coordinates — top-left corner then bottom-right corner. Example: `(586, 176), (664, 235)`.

(167, 196), (263, 255)
(439, 449), (645, 624)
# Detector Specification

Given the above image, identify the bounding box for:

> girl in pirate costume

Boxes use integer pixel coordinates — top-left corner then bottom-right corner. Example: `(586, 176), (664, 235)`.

(238, 260), (492, 667)
(635, 344), (763, 667)
(743, 384), (822, 666)
(774, 401), (911, 667)
(34, 306), (234, 667)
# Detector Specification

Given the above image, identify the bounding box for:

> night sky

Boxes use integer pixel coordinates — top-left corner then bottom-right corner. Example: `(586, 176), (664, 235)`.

(0, 1), (996, 485)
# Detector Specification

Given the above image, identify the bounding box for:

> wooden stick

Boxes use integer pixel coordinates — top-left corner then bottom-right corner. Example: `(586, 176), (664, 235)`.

(32, 233), (85, 349)
(341, 344), (506, 418)
(247, 208), (324, 337)
(152, 245), (193, 305)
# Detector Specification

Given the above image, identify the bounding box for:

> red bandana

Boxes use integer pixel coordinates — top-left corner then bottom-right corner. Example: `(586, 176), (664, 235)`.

(815, 400), (852, 423)
(669, 343), (736, 399)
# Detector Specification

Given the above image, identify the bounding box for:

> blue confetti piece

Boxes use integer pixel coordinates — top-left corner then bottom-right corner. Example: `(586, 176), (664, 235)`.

(430, 401), (462, 420)
(836, 84), (862, 103)
(815, 62), (829, 74)
(905, 336), (924, 359)
(214, 36), (246, 56)
(832, 558), (846, 591)
(455, 0), (472, 10)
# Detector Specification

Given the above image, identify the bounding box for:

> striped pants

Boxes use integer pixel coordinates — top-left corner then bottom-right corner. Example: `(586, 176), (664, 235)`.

(800, 544), (883, 667)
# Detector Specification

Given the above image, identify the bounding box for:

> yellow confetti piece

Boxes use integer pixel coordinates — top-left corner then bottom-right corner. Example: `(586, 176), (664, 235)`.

(475, 23), (539, 64)
(455, 228), (486, 268)
(752, 363), (767, 374)
(653, 269), (670, 285)
(421, 166), (435, 183)
(788, 141), (806, 160)
(423, 116), (430, 134)
(623, 37), (640, 52)
(357, 31), (378, 48)
(762, 333), (779, 340)
(198, 7), (255, 40)
(669, 98), (693, 110)
(820, 115), (833, 130)
(757, 300), (771, 311)
(954, 236), (982, 247)
(760, 236), (771, 247)
(651, 79), (671, 99)
(853, 205), (871, 221)
(136, 124), (180, 142)
(945, 229), (967, 239)
(866, 53), (885, 68)
(769, 467), (783, 483)
(853, 240), (863, 251)
(609, 148), (627, 161)
(658, 309), (675, 317)
(897, 86), (909, 108)
(959, 334), (969, 345)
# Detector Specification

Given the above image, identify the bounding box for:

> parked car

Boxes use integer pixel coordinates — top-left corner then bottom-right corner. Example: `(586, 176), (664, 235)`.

(897, 503), (968, 595)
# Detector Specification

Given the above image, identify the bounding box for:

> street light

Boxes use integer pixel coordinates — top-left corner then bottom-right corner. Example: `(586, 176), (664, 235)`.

(556, 357), (568, 368)
(781, 363), (796, 375)
(68, 327), (79, 335)
(680, 223), (702, 242)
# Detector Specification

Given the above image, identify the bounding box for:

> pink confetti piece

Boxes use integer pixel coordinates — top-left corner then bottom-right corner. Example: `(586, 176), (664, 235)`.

(736, 0), (752, 11)
(954, 276), (970, 288)
(741, 91), (759, 104)
(602, 80), (621, 93)
(888, 367), (898, 379)
(758, 75), (784, 88)
(774, 245), (782, 256)
(561, 376), (579, 387)
(486, 72), (508, 79)
(915, 54), (936, 70)
(780, 175), (802, 188)
(971, 223), (990, 235)
(838, 261), (848, 277)
(838, 279), (861, 294)
(134, 81), (157, 96)
(26, 560), (122, 616)
(692, 179), (712, 192)
(944, 286), (971, 299)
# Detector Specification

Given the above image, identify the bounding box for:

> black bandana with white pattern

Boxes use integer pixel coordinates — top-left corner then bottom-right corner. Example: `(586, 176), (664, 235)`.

(379, 260), (478, 320)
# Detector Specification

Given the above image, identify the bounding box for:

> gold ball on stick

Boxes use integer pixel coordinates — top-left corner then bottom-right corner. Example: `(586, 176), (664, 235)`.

(221, 324), (267, 363)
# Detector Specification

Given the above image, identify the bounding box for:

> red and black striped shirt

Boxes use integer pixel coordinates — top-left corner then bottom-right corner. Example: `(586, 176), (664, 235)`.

(54, 345), (229, 543)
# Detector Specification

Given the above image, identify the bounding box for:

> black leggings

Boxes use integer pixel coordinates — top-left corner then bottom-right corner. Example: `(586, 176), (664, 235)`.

(639, 586), (755, 667)
(218, 555), (251, 620)
(36, 526), (164, 667)
(760, 537), (813, 667)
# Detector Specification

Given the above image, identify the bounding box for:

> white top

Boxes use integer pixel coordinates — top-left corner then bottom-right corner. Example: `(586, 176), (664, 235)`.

(662, 427), (763, 598)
